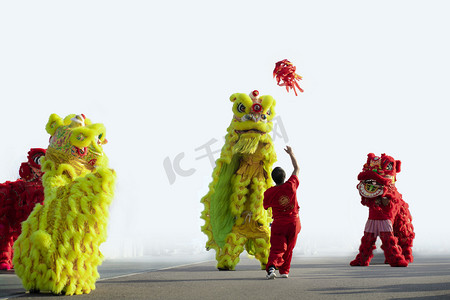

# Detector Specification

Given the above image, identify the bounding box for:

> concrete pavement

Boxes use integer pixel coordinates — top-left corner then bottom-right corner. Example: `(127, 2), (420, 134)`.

(1, 254), (450, 299)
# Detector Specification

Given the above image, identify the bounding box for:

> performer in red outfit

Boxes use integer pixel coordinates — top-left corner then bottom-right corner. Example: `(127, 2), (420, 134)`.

(0, 148), (45, 270)
(263, 146), (300, 279)
(350, 153), (414, 267)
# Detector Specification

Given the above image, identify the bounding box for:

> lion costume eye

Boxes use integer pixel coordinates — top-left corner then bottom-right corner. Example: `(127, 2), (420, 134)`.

(34, 155), (42, 165)
(237, 103), (246, 113)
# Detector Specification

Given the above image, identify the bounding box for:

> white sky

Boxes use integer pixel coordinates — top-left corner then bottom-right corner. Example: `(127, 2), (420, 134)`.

(1, 1), (449, 258)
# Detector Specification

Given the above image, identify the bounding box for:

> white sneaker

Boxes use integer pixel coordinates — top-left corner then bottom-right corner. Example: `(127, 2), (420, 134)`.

(266, 267), (276, 279)
(280, 273), (289, 278)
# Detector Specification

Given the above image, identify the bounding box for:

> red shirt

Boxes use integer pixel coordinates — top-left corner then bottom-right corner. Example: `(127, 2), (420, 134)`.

(263, 175), (300, 223)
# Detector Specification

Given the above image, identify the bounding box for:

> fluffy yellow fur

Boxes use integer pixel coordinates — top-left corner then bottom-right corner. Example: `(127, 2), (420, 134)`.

(13, 114), (115, 295)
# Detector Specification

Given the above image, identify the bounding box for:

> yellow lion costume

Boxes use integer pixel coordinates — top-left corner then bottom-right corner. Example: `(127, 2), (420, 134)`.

(201, 90), (277, 270)
(13, 114), (116, 295)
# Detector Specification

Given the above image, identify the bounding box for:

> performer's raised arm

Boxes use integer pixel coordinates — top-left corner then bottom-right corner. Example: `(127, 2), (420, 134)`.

(284, 146), (299, 177)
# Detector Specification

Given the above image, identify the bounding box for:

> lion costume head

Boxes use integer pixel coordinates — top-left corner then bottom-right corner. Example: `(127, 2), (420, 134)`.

(228, 90), (276, 155)
(357, 153), (401, 199)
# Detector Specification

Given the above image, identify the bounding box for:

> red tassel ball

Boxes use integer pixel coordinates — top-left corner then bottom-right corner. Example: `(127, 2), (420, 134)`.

(273, 59), (304, 96)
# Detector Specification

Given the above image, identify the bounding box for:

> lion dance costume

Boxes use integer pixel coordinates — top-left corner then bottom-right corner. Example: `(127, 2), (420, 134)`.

(201, 90), (277, 270)
(350, 153), (414, 267)
(13, 114), (116, 295)
(0, 148), (46, 270)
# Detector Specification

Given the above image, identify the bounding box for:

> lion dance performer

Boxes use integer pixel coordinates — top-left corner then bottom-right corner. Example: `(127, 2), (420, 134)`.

(13, 114), (116, 295)
(0, 148), (46, 270)
(201, 90), (277, 270)
(350, 153), (414, 267)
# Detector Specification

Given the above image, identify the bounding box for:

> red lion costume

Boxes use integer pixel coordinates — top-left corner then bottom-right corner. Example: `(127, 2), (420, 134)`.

(350, 153), (414, 267)
(0, 148), (45, 270)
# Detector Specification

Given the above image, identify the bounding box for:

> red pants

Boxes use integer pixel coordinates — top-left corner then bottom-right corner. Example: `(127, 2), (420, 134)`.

(266, 218), (301, 274)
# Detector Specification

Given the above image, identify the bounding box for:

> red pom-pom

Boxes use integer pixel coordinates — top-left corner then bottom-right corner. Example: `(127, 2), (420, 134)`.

(273, 59), (304, 96)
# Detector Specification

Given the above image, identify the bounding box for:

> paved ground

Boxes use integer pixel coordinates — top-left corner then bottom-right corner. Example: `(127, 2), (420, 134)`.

(1, 254), (449, 299)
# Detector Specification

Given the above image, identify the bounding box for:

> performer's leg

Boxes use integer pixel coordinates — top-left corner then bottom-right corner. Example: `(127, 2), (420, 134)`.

(394, 221), (414, 263)
(380, 232), (408, 267)
(279, 220), (301, 275)
(0, 232), (14, 270)
(350, 232), (377, 266)
(253, 236), (271, 270)
(398, 235), (414, 263)
(266, 223), (287, 272)
(393, 202), (415, 263)
(216, 231), (247, 270)
(0, 189), (14, 270)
